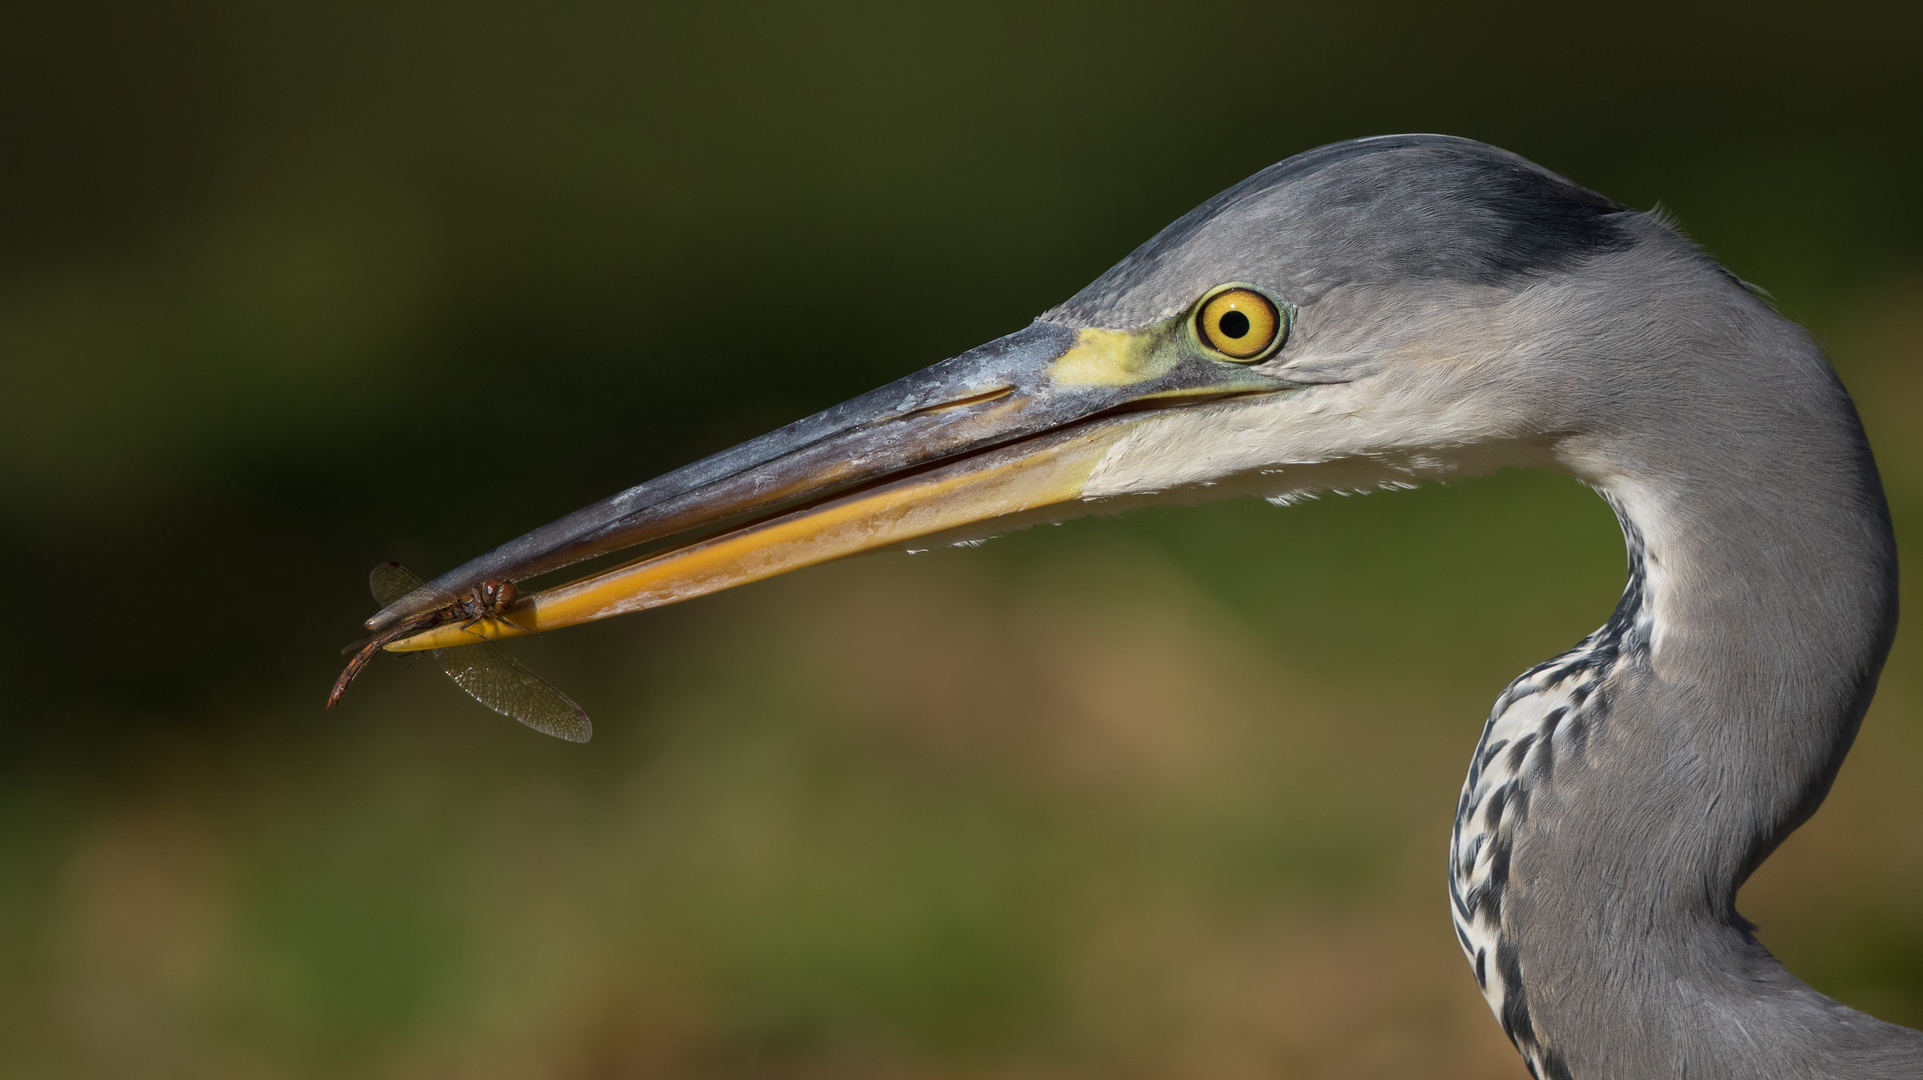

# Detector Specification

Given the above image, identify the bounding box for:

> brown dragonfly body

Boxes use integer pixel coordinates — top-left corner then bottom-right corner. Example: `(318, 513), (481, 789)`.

(329, 562), (591, 742)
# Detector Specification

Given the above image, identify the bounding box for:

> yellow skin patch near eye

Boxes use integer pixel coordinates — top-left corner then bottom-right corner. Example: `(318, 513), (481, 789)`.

(1198, 288), (1280, 360)
(1046, 327), (1169, 387)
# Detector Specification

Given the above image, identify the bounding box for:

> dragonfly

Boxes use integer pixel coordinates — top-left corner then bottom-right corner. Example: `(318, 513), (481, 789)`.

(327, 562), (592, 742)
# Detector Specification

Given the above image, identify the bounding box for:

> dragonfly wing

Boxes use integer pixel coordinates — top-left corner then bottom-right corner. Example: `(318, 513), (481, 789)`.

(434, 640), (593, 743)
(370, 562), (426, 606)
(369, 561), (457, 612)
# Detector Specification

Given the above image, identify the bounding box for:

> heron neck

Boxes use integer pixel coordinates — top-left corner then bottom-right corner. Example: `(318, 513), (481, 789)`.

(1482, 337), (1915, 1076)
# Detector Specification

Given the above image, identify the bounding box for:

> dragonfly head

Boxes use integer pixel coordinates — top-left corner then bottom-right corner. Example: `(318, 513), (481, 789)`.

(477, 578), (518, 610)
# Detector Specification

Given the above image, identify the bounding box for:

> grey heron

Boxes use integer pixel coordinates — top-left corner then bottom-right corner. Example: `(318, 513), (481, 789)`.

(359, 135), (1919, 1078)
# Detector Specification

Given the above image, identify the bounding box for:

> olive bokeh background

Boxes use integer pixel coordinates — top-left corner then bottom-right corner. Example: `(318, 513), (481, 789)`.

(2, 2), (1920, 1076)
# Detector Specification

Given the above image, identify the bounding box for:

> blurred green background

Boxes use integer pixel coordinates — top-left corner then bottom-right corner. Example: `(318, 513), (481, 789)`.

(2, 1), (1920, 1076)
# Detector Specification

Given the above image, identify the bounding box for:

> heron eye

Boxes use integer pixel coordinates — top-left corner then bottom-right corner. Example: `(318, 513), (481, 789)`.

(1196, 287), (1282, 361)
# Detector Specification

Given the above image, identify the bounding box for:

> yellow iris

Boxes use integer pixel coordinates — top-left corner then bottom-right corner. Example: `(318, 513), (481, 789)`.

(1196, 287), (1281, 361)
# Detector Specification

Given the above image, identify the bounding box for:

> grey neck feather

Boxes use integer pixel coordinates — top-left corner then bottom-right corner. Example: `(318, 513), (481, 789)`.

(1468, 254), (1915, 1078)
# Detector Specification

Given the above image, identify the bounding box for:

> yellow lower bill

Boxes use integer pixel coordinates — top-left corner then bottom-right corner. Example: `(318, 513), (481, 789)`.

(388, 417), (1140, 653)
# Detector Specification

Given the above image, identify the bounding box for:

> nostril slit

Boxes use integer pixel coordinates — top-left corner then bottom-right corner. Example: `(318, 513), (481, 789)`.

(908, 385), (1016, 418)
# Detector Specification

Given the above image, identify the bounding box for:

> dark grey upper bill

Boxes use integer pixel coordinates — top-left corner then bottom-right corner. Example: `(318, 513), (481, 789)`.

(366, 321), (1079, 630)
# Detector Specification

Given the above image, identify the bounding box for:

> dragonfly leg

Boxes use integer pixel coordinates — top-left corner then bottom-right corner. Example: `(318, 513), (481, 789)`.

(452, 613), (536, 636)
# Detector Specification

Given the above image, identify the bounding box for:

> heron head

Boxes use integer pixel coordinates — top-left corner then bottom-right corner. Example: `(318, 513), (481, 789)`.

(374, 134), (1718, 649)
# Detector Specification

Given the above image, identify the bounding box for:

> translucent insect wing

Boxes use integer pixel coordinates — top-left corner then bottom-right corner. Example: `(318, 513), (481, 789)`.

(438, 640), (594, 743)
(371, 562), (426, 607)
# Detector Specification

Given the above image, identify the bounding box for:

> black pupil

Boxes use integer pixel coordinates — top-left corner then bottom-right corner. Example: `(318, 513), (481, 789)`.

(1218, 310), (1251, 339)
